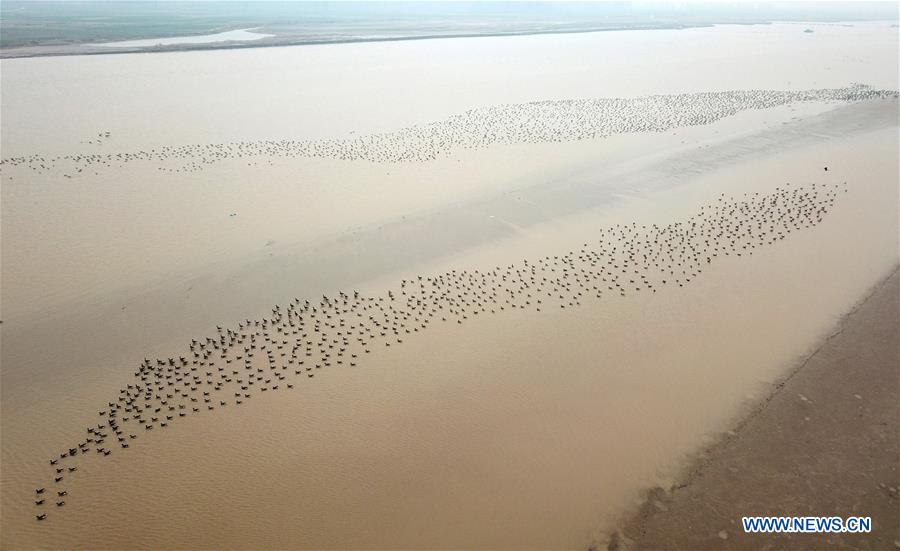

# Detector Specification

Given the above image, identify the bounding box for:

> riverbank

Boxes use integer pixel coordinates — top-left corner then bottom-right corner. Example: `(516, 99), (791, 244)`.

(610, 268), (900, 550)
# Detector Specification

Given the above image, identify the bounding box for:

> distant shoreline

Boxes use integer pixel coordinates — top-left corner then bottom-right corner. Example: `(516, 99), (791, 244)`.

(1, 23), (719, 59)
(2, 19), (892, 60)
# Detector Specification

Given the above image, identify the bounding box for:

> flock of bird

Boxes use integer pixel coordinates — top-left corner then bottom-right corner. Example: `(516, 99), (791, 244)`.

(1, 85), (894, 178)
(13, 82), (882, 522)
(32, 179), (846, 520)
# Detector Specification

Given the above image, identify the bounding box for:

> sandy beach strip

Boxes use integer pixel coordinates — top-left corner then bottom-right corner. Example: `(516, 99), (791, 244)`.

(611, 268), (900, 550)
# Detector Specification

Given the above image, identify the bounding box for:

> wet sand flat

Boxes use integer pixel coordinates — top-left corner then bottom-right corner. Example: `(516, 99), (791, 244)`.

(1, 21), (898, 550)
